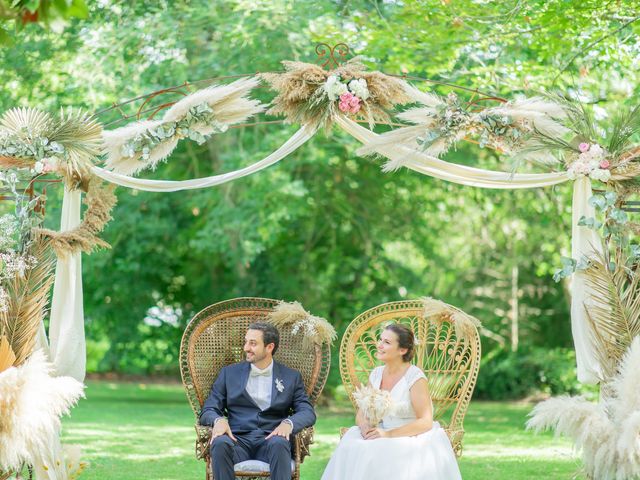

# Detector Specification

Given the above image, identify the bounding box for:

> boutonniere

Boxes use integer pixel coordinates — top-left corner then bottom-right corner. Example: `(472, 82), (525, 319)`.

(275, 378), (284, 393)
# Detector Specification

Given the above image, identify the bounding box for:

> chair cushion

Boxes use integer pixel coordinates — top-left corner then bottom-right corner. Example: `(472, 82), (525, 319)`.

(234, 459), (296, 473)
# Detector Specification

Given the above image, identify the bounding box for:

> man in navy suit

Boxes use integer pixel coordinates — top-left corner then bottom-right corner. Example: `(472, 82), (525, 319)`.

(200, 322), (316, 480)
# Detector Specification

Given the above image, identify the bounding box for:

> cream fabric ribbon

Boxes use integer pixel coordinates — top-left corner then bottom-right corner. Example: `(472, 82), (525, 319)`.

(337, 116), (603, 383)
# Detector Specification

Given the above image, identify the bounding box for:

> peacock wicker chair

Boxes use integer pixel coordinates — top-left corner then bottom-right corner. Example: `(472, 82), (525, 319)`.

(180, 297), (331, 480)
(339, 299), (481, 457)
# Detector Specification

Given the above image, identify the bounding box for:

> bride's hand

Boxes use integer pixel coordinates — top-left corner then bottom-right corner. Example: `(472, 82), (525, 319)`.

(363, 427), (388, 440)
(358, 422), (372, 435)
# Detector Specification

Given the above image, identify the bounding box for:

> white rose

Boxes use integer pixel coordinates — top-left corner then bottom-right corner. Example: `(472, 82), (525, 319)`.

(348, 78), (370, 100)
(334, 81), (348, 97)
(589, 144), (604, 157)
(590, 168), (611, 182)
(324, 75), (339, 100)
(324, 75), (348, 101)
(33, 161), (44, 174)
(587, 158), (600, 170)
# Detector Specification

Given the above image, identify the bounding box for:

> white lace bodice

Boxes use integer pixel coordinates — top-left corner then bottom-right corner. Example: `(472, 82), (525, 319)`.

(369, 364), (429, 429)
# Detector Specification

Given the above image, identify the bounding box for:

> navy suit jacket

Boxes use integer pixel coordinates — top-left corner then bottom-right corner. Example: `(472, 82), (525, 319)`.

(199, 361), (316, 435)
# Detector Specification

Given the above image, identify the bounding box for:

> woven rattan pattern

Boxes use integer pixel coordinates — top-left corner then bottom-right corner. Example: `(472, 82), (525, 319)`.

(180, 297), (331, 480)
(339, 300), (481, 457)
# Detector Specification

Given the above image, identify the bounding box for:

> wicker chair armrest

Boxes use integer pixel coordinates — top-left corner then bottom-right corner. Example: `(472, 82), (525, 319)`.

(445, 428), (465, 457)
(293, 426), (314, 464)
(195, 423), (212, 460)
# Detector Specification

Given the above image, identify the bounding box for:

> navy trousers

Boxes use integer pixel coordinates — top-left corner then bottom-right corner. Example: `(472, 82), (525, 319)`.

(210, 430), (292, 480)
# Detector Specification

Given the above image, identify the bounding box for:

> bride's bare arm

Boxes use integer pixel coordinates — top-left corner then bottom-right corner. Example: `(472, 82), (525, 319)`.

(356, 408), (371, 433)
(365, 378), (433, 439)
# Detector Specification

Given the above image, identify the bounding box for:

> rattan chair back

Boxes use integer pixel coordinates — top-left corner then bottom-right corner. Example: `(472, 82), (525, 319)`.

(181, 297), (331, 418)
(339, 300), (481, 456)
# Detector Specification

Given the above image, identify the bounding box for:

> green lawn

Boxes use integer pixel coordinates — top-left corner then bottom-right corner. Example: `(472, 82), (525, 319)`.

(61, 382), (582, 480)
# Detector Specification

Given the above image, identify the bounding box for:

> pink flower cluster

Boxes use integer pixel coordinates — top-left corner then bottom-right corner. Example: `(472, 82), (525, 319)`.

(567, 142), (611, 182)
(338, 92), (361, 114)
(579, 143), (610, 169)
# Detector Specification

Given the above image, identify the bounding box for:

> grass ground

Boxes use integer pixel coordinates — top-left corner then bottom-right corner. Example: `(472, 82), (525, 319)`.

(61, 381), (582, 480)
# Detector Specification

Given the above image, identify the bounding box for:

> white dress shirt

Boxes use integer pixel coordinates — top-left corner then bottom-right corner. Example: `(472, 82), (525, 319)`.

(246, 361), (273, 410)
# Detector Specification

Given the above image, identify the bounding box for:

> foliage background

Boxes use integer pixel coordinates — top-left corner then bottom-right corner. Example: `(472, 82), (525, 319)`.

(2, 0), (639, 398)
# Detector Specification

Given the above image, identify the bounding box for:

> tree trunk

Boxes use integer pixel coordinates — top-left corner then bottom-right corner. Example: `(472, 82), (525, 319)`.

(510, 263), (519, 352)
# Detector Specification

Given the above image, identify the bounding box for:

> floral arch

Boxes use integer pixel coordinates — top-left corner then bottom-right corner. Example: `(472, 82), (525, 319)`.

(1, 44), (639, 479)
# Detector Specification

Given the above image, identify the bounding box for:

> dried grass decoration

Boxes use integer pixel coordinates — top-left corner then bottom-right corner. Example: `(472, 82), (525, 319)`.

(527, 336), (640, 480)
(421, 297), (481, 341)
(260, 59), (413, 130)
(102, 77), (265, 175)
(34, 178), (117, 258)
(0, 107), (102, 184)
(358, 90), (570, 172)
(266, 301), (336, 351)
(352, 384), (393, 427)
(0, 350), (85, 478)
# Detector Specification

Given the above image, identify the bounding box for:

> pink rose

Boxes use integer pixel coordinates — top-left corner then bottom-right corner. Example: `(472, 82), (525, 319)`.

(338, 92), (361, 114)
(599, 159), (610, 169)
(578, 142), (590, 153)
(339, 92), (355, 103)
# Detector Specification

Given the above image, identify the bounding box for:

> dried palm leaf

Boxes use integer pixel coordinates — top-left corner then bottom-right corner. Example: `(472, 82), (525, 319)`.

(0, 107), (101, 185)
(0, 108), (53, 137)
(49, 108), (103, 183)
(0, 336), (16, 374)
(0, 240), (55, 367)
(583, 251), (640, 379)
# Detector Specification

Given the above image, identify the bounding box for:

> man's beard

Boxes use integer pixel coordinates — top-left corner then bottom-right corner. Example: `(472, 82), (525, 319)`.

(246, 350), (267, 364)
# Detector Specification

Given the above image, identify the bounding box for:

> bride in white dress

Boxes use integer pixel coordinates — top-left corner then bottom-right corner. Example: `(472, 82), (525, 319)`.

(321, 323), (462, 480)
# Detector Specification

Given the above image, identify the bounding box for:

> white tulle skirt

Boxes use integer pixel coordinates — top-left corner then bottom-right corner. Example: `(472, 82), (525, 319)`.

(321, 421), (462, 480)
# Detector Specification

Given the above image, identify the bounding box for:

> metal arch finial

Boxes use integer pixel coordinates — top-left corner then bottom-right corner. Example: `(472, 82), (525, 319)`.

(315, 43), (351, 69)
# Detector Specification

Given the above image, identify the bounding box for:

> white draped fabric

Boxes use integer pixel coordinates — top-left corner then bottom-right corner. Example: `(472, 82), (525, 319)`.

(47, 116), (603, 384)
(47, 188), (85, 382)
(91, 124), (317, 191)
(336, 116), (603, 383)
(46, 125), (316, 381)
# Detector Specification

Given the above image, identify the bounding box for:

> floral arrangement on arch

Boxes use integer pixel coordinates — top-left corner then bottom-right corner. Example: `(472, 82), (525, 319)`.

(261, 59), (413, 129)
(359, 88), (640, 186)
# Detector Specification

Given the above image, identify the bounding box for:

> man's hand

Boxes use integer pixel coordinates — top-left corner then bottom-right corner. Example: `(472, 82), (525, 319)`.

(210, 418), (237, 444)
(265, 421), (293, 440)
(363, 427), (389, 440)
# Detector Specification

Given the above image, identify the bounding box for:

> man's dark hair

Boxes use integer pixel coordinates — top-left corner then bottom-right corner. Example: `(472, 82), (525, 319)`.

(248, 322), (280, 355)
